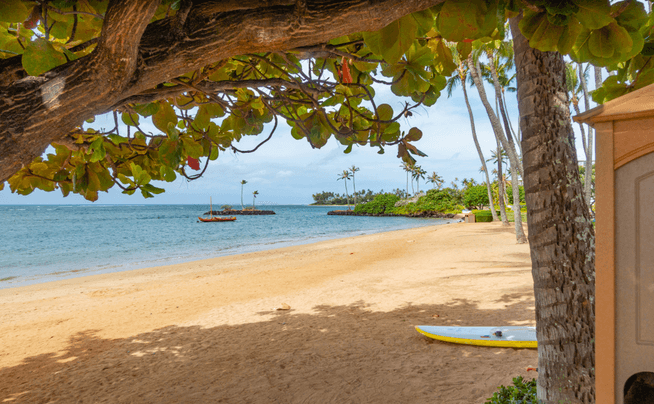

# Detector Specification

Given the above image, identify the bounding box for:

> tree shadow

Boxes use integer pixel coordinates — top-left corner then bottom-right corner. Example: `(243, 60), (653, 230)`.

(0, 297), (537, 404)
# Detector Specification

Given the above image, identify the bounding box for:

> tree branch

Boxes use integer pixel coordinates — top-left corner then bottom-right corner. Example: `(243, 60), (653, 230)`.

(0, 0), (444, 183)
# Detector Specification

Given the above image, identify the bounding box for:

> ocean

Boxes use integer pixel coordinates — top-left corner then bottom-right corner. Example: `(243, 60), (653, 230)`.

(0, 204), (452, 289)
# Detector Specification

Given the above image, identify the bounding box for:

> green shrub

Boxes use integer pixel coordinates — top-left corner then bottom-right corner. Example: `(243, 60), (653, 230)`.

(472, 210), (493, 222)
(485, 376), (537, 404)
(464, 185), (489, 209)
(390, 189), (462, 215)
(354, 193), (400, 215)
(506, 185), (526, 204)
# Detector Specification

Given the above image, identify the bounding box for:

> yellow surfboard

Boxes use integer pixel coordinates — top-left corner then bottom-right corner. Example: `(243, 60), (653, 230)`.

(415, 325), (537, 349)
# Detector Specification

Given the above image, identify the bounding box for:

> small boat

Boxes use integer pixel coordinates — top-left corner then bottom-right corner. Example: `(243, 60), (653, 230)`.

(198, 216), (236, 222)
(199, 197), (236, 223)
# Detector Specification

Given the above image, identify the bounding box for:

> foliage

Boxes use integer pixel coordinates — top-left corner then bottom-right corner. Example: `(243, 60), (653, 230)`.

(472, 209), (494, 222)
(2, 0), (648, 201)
(463, 184), (490, 209)
(312, 189), (377, 205)
(220, 205), (232, 210)
(505, 185), (525, 204)
(353, 193), (400, 215)
(484, 376), (537, 404)
(392, 188), (462, 214)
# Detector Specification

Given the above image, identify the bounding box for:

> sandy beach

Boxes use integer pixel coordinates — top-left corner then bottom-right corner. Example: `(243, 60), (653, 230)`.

(0, 222), (537, 403)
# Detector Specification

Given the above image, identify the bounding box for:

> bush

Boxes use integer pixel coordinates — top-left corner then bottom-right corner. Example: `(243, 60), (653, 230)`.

(464, 185), (490, 209)
(391, 188), (462, 215)
(485, 376), (537, 404)
(472, 210), (494, 222)
(354, 193), (400, 215)
(506, 185), (526, 204)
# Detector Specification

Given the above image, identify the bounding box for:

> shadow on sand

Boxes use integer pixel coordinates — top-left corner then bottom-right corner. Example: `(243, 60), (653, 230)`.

(1, 296), (537, 404)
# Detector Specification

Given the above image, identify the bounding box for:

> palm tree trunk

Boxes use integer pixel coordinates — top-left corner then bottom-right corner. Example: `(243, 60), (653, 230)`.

(352, 174), (357, 207)
(344, 181), (350, 210)
(488, 55), (527, 242)
(495, 140), (510, 225)
(462, 79), (498, 220)
(468, 55), (524, 179)
(240, 185), (244, 210)
(511, 15), (595, 403)
(578, 64), (594, 211)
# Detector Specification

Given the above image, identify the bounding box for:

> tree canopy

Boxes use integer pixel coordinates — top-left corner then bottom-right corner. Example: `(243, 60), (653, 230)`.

(1, 0), (652, 201)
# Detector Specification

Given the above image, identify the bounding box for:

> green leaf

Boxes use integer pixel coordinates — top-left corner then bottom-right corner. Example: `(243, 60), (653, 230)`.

(22, 38), (68, 76)
(158, 139), (182, 167)
(428, 38), (457, 76)
(121, 112), (140, 126)
(152, 102), (178, 133)
(181, 138), (204, 159)
(437, 0), (495, 42)
(160, 166), (177, 182)
(88, 138), (106, 163)
(377, 104), (394, 121)
(405, 127), (423, 142)
(0, 0), (30, 23)
(589, 27), (614, 58)
(378, 13), (419, 65)
(574, 0), (614, 30)
(132, 102), (160, 117)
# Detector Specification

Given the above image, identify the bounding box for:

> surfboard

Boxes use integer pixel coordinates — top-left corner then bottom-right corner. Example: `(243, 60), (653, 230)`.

(415, 325), (537, 349)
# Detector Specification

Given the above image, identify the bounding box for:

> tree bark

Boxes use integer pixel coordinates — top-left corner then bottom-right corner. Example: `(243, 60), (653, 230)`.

(510, 15), (595, 403)
(461, 72), (498, 220)
(0, 0), (444, 183)
(495, 138), (510, 225)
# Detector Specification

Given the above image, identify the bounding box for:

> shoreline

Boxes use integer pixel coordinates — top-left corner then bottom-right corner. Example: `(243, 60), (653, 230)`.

(0, 222), (535, 403)
(1, 217), (454, 290)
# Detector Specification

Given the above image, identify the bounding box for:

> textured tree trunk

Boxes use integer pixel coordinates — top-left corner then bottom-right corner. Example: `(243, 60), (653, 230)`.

(510, 15), (595, 403)
(0, 0), (445, 183)
(461, 76), (498, 221)
(495, 139), (510, 225)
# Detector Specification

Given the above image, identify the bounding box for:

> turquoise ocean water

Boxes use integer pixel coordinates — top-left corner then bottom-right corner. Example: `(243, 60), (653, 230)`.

(0, 205), (452, 289)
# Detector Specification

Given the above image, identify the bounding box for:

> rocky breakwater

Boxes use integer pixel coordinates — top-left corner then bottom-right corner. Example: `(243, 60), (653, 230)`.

(205, 209), (275, 216)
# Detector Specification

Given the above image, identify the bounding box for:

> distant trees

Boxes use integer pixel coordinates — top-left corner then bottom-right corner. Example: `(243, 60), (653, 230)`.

(427, 171), (444, 190)
(252, 190), (259, 209)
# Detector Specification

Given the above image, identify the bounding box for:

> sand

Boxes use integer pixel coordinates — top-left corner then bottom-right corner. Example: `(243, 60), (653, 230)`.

(0, 222), (537, 403)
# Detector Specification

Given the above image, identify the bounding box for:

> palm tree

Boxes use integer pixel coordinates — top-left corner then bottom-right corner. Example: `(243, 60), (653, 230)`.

(337, 170), (351, 210)
(400, 161), (413, 196)
(411, 165), (426, 194)
(468, 42), (526, 241)
(510, 17), (595, 400)
(446, 43), (498, 222)
(427, 171), (444, 190)
(349, 165), (360, 206)
(252, 190), (259, 209)
(240, 180), (247, 210)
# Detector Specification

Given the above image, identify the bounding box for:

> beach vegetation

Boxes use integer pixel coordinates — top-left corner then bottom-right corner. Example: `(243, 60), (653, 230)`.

(391, 188), (462, 215)
(353, 193), (400, 215)
(485, 376), (537, 404)
(463, 184), (490, 209)
(240, 180), (247, 210)
(220, 205), (232, 211)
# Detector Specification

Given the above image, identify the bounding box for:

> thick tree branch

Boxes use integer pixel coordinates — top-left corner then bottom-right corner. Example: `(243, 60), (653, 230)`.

(0, 0), (443, 183)
(0, 0), (160, 182)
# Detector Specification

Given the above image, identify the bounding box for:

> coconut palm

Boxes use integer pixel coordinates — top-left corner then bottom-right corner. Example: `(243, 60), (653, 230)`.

(252, 190), (259, 209)
(468, 41), (526, 241)
(446, 43), (498, 222)
(349, 165), (360, 206)
(400, 161), (413, 196)
(427, 171), (444, 190)
(240, 180), (247, 210)
(411, 165), (426, 194)
(337, 170), (352, 210)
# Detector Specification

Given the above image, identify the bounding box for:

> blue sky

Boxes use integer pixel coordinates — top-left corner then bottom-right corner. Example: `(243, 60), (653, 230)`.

(0, 74), (592, 206)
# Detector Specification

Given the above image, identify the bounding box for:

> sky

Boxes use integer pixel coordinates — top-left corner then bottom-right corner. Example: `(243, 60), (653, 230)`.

(0, 70), (593, 206)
